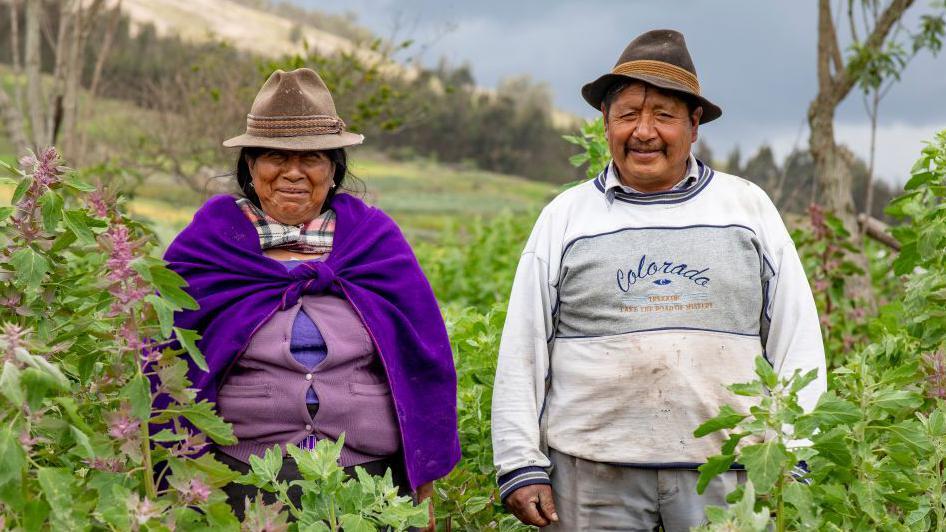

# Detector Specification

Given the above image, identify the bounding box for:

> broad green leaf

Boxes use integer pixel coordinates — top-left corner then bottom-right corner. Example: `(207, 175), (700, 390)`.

(145, 294), (175, 338)
(38, 190), (63, 233)
(16, 350), (68, 388)
(0, 158), (22, 176)
(790, 368), (820, 395)
(38, 467), (86, 530)
(174, 327), (207, 372)
(63, 176), (97, 192)
(721, 432), (748, 456)
(339, 513), (376, 532)
(0, 361), (25, 406)
(180, 401), (236, 445)
(739, 441), (788, 494)
(69, 425), (95, 459)
(812, 427), (852, 467)
(696, 454), (735, 494)
(729, 381), (765, 397)
(9, 247), (49, 292)
(49, 229), (77, 253)
(151, 266), (198, 310)
(249, 445), (284, 483)
(62, 209), (96, 244)
(754, 356), (777, 389)
(0, 427), (26, 487)
(151, 429), (187, 443)
(206, 502), (241, 531)
(810, 392), (861, 427)
(783, 482), (820, 529)
(694, 405), (746, 437)
(871, 389), (923, 413)
(11, 176), (32, 204)
(928, 410), (946, 437)
(879, 361), (920, 386)
(120, 374), (152, 421)
(190, 453), (242, 487)
(0, 206), (13, 219)
(887, 419), (933, 454)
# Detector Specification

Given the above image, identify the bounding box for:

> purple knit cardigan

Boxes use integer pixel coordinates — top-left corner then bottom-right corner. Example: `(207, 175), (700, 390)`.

(163, 193), (460, 489)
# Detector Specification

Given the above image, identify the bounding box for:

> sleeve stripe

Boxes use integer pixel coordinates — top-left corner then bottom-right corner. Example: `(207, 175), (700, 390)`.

(498, 470), (551, 500)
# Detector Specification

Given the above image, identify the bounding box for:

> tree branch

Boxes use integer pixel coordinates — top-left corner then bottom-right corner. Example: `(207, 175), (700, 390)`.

(836, 0), (915, 97)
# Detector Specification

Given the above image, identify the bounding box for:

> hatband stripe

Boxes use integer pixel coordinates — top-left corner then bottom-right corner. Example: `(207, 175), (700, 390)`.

(611, 60), (700, 95)
(246, 114), (346, 137)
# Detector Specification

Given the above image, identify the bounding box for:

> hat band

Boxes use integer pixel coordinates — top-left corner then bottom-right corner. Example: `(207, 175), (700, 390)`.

(246, 114), (346, 138)
(611, 60), (701, 95)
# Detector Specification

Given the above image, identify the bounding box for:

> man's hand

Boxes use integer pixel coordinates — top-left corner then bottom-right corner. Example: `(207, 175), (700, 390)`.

(506, 484), (559, 527)
(416, 481), (435, 532)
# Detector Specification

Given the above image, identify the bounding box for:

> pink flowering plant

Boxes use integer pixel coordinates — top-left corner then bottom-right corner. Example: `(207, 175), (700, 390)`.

(0, 149), (436, 530)
(791, 204), (872, 368)
(0, 148), (243, 529)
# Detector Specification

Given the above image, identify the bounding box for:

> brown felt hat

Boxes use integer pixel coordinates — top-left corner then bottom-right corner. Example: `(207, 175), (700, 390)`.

(223, 68), (365, 151)
(581, 29), (722, 124)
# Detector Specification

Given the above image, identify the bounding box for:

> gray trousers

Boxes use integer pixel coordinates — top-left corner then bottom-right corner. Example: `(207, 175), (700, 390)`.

(544, 449), (745, 532)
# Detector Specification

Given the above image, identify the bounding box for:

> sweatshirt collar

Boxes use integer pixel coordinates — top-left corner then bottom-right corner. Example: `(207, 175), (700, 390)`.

(595, 154), (714, 206)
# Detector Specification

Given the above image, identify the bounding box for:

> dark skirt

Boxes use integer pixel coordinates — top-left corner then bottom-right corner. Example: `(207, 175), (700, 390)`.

(214, 447), (412, 521)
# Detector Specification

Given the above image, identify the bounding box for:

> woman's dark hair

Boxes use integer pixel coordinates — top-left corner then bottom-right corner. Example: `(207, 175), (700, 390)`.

(235, 147), (352, 211)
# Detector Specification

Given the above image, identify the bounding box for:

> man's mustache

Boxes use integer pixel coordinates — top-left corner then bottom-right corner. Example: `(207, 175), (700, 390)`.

(625, 141), (666, 154)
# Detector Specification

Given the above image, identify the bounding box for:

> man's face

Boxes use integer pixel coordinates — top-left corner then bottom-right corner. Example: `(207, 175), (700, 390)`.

(603, 81), (701, 192)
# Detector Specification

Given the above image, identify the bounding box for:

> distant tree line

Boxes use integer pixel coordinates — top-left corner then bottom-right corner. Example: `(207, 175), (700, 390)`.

(0, 3), (580, 186)
(695, 140), (900, 220)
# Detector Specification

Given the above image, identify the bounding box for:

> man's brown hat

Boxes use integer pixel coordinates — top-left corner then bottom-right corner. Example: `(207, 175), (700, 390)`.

(581, 29), (722, 124)
(223, 68), (364, 151)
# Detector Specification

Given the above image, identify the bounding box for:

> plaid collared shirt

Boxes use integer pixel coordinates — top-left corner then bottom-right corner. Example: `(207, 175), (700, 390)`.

(236, 197), (334, 256)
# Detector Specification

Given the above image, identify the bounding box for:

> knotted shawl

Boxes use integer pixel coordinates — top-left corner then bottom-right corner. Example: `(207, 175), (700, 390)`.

(163, 193), (460, 489)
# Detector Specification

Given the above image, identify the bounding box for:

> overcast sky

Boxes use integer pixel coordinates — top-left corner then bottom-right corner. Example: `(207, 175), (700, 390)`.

(294, 0), (946, 185)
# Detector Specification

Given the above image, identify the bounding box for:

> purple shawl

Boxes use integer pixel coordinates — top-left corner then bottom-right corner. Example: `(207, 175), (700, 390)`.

(163, 193), (460, 488)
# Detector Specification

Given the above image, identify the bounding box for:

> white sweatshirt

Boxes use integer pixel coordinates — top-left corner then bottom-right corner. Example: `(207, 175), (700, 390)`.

(492, 156), (827, 499)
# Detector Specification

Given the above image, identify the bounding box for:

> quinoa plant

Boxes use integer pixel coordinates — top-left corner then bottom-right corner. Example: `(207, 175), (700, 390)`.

(696, 130), (946, 531)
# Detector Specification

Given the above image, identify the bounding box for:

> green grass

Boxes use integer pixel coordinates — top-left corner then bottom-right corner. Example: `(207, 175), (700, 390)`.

(0, 150), (558, 249)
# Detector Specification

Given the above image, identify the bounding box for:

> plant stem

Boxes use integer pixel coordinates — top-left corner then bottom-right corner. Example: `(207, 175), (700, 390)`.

(131, 312), (157, 500)
(330, 495), (338, 531)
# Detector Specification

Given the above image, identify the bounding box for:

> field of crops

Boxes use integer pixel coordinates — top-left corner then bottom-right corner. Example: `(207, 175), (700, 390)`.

(1, 128), (946, 530)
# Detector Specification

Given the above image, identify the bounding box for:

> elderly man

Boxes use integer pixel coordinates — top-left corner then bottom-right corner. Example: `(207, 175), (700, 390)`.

(491, 29), (827, 530)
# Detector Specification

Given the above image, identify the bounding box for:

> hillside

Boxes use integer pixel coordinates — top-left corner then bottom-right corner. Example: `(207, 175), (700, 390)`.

(115, 0), (360, 60)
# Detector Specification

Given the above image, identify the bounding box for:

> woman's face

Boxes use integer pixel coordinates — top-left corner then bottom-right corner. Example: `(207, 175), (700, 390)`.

(247, 149), (335, 225)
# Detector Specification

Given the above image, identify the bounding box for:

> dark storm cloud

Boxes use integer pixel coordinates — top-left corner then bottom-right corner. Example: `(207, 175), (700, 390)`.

(295, 0), (945, 181)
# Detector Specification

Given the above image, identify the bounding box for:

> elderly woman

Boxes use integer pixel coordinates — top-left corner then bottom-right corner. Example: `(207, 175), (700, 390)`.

(163, 68), (459, 524)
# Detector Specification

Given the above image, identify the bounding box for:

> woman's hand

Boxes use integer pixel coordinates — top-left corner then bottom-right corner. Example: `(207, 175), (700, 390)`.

(416, 481), (435, 532)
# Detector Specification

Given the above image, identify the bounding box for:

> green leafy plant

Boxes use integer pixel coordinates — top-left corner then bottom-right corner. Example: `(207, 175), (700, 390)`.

(693, 357), (819, 532)
(695, 129), (946, 530)
(562, 116), (609, 178)
(237, 437), (430, 531)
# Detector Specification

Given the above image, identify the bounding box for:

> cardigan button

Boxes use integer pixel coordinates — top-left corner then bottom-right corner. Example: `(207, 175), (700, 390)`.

(305, 424), (313, 431)
(305, 373), (313, 381)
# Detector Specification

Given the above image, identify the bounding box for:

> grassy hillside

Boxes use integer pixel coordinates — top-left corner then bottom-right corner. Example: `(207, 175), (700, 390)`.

(1, 151), (557, 249)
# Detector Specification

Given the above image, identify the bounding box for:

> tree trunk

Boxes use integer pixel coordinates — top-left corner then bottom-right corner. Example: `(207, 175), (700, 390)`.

(0, 90), (30, 158)
(808, 0), (914, 305)
(78, 0), (122, 161)
(809, 0), (913, 226)
(24, 0), (47, 150)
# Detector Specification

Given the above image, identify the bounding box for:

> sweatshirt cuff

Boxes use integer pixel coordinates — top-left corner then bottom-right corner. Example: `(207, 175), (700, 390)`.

(498, 466), (551, 501)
